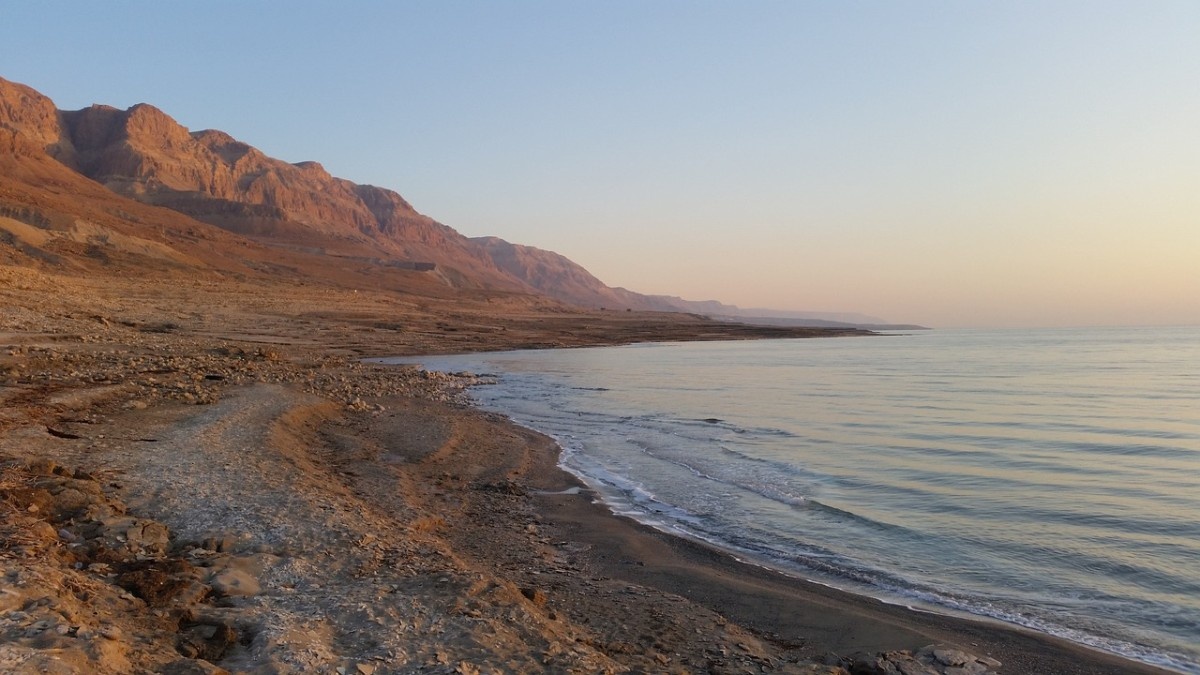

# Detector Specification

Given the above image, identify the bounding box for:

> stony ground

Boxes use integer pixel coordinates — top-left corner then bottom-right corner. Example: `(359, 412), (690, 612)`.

(0, 264), (1056, 674)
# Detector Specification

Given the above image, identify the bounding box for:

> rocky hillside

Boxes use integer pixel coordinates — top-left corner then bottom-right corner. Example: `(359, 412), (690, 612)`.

(57, 100), (526, 289)
(473, 237), (773, 315)
(3, 75), (895, 323)
(1, 76), (627, 303)
(470, 236), (633, 309)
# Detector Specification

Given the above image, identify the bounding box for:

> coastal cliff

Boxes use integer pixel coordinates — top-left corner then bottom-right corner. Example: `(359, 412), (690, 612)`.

(3, 75), (911, 327)
(1, 76), (765, 314)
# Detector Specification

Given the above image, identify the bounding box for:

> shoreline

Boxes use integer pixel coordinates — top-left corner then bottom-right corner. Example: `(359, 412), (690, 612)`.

(541, 457), (1182, 674)
(399, 344), (1189, 675)
(0, 270), (1184, 673)
(546, 438), (1188, 673)
(452, 392), (1182, 675)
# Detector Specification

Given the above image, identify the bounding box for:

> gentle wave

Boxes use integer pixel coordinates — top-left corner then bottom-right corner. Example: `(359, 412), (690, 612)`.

(385, 327), (1200, 673)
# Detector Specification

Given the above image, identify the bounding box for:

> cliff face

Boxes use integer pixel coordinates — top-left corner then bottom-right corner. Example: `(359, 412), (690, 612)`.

(470, 237), (632, 309)
(470, 237), (756, 312)
(0, 78), (74, 162)
(62, 104), (375, 234)
(52, 101), (520, 289)
(1, 75), (746, 313)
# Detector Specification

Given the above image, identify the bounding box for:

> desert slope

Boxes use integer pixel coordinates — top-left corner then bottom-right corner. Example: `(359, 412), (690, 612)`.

(5, 74), (883, 321)
(58, 101), (525, 289)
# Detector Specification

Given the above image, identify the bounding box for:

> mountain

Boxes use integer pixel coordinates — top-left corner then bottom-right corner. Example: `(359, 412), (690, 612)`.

(57, 101), (525, 290)
(0, 76), (639, 305)
(1, 76), (911, 326)
(470, 236), (631, 308)
(1, 78), (240, 274)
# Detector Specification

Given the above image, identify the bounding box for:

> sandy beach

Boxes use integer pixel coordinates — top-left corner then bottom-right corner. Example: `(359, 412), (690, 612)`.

(0, 267), (1176, 674)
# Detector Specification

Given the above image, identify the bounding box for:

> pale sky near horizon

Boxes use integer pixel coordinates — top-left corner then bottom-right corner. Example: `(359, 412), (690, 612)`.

(3, 2), (1198, 328)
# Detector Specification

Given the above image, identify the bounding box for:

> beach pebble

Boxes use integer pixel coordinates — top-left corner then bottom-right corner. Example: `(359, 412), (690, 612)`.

(789, 666), (851, 675)
(520, 587), (547, 606)
(932, 648), (973, 667)
(159, 659), (231, 675)
(210, 568), (260, 597)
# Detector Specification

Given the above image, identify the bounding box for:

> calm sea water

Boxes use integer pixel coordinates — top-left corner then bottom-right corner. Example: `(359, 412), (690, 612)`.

(385, 327), (1200, 673)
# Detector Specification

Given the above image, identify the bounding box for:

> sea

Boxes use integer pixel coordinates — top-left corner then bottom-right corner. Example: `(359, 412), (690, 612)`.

(380, 326), (1200, 673)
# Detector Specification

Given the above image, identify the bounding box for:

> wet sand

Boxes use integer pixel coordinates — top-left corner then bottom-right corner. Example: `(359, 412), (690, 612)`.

(419, 399), (1175, 674)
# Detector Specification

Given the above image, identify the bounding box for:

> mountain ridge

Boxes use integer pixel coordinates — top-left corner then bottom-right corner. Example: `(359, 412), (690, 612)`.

(0, 76), (911, 327)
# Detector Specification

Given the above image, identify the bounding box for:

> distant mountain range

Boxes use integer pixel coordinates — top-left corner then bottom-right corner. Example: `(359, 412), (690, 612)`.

(0, 76), (921, 329)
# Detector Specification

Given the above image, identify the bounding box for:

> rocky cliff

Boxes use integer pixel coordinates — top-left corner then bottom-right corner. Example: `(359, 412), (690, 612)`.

(3, 75), (823, 318)
(0, 78), (68, 159)
(470, 237), (633, 309)
(55, 102), (523, 289)
(0, 75), (664, 305)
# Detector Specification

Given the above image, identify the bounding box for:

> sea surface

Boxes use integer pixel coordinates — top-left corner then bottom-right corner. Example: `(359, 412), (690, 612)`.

(382, 327), (1200, 673)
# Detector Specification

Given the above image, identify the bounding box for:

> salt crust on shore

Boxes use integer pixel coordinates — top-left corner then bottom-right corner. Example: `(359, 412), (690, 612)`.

(0, 267), (1174, 674)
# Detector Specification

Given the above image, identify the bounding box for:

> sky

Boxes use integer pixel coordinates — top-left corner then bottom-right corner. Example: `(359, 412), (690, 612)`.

(3, 2), (1198, 328)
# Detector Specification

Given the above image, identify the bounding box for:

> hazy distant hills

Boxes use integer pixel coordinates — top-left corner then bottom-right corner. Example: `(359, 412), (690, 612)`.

(0, 76), (918, 328)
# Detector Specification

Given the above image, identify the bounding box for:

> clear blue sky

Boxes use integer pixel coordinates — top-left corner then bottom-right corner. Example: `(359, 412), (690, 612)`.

(4, 2), (1198, 327)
